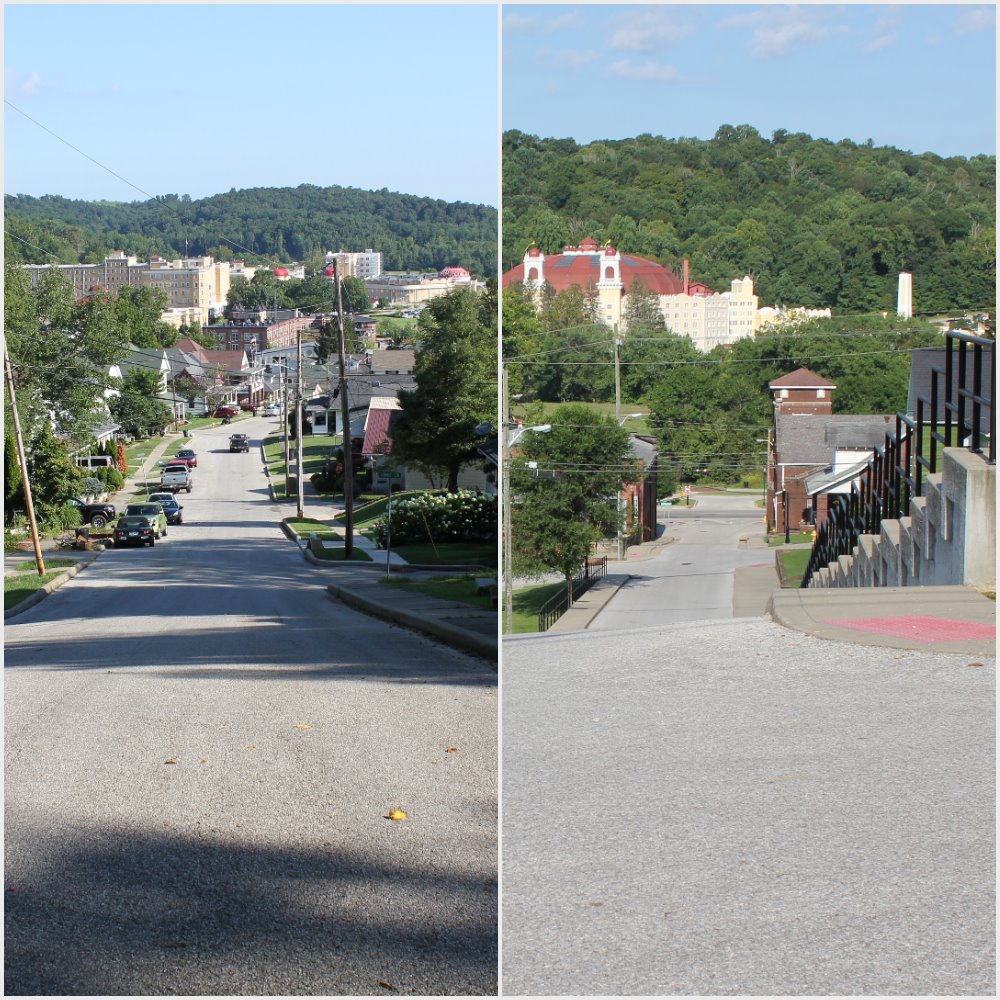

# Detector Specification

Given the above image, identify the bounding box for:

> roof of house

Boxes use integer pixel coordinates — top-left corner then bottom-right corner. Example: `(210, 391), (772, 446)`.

(369, 348), (416, 374)
(628, 434), (658, 470)
(775, 413), (894, 465)
(361, 400), (402, 456)
(769, 367), (837, 390)
(801, 458), (871, 496)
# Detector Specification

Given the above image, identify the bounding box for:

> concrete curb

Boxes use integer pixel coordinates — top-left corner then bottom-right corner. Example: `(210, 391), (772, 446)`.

(326, 582), (498, 662)
(545, 574), (632, 633)
(4, 553), (99, 620)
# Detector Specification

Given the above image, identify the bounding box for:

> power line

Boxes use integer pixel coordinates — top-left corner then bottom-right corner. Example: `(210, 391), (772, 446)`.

(5, 99), (158, 201)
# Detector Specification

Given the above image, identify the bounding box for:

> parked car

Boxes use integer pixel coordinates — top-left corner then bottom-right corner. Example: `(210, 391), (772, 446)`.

(264, 404), (280, 417)
(229, 433), (250, 453)
(66, 497), (116, 529)
(173, 448), (198, 468)
(147, 492), (184, 525)
(160, 463), (193, 493)
(114, 515), (156, 547)
(125, 503), (168, 538)
(214, 406), (239, 418)
(239, 402), (257, 412)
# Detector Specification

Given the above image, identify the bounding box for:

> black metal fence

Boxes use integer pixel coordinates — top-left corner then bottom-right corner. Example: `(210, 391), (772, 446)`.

(802, 331), (994, 588)
(538, 556), (609, 632)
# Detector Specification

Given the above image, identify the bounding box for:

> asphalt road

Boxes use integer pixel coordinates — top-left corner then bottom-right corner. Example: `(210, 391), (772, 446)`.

(5, 419), (498, 997)
(502, 621), (995, 996)
(593, 492), (772, 630)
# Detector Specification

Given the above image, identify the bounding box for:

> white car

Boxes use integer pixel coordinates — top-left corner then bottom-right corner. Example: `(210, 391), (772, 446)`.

(264, 404), (280, 417)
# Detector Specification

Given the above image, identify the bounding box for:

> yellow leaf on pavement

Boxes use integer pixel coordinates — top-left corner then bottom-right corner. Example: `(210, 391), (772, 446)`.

(386, 809), (407, 821)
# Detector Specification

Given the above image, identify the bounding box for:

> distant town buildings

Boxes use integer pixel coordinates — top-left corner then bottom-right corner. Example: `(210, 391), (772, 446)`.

(502, 238), (761, 351)
(324, 249), (383, 280)
(365, 266), (483, 307)
(23, 252), (231, 326)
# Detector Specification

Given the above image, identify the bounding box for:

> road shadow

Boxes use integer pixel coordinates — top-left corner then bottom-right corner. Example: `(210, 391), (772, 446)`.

(5, 821), (497, 995)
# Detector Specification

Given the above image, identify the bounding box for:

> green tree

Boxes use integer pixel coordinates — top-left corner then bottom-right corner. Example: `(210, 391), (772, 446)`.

(511, 405), (633, 606)
(392, 286), (497, 492)
(110, 367), (174, 438)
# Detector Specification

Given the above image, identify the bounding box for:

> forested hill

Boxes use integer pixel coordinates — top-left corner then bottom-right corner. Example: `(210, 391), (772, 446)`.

(4, 184), (498, 278)
(503, 127), (995, 315)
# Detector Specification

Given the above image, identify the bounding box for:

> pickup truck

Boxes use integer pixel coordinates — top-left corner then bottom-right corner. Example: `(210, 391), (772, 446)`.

(229, 434), (250, 453)
(66, 496), (116, 528)
(159, 463), (193, 493)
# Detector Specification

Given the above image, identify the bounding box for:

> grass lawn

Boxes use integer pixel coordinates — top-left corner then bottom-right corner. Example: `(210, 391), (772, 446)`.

(5, 568), (76, 609)
(124, 436), (168, 473)
(263, 435), (339, 498)
(381, 574), (496, 610)
(389, 542), (496, 567)
(506, 580), (565, 634)
(12, 558), (77, 572)
(768, 531), (816, 547)
(283, 517), (334, 537)
(777, 548), (810, 588)
(310, 546), (372, 562)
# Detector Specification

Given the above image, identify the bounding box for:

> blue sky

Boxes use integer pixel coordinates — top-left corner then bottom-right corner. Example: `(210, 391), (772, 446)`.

(4, 4), (499, 206)
(502, 4), (996, 158)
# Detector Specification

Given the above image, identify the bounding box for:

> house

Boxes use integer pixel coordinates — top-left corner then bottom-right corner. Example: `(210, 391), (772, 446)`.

(621, 434), (659, 546)
(767, 368), (894, 533)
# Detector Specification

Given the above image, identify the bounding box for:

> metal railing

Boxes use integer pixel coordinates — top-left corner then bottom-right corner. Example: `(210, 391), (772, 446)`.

(803, 331), (993, 588)
(538, 556), (608, 632)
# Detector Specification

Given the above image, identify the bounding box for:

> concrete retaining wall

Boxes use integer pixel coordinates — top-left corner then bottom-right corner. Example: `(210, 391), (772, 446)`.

(810, 448), (995, 591)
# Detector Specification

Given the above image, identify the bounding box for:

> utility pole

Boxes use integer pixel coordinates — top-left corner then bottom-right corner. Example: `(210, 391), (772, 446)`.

(502, 365), (513, 634)
(296, 331), (304, 520)
(282, 361), (291, 495)
(613, 323), (622, 426)
(334, 260), (354, 557)
(3, 341), (45, 575)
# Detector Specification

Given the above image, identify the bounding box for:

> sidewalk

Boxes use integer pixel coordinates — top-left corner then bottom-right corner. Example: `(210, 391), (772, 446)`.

(541, 534), (995, 656)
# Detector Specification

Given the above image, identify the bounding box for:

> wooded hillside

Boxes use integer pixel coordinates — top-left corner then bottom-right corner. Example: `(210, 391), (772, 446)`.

(503, 127), (995, 314)
(5, 184), (498, 278)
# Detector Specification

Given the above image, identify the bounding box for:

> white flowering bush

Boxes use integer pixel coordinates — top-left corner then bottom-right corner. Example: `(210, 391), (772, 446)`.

(369, 490), (495, 548)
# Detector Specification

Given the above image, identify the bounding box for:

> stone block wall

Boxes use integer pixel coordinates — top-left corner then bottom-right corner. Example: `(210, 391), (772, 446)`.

(810, 448), (995, 591)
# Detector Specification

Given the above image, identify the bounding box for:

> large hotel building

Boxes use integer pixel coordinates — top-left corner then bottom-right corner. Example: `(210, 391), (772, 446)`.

(23, 252), (232, 327)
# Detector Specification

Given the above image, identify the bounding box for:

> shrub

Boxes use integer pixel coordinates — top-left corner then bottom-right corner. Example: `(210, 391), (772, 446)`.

(369, 490), (495, 548)
(38, 502), (83, 534)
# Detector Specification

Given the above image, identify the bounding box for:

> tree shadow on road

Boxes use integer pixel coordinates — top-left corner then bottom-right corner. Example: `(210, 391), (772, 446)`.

(5, 820), (497, 996)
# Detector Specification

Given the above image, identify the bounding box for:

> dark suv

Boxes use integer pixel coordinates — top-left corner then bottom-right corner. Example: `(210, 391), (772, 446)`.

(66, 497), (116, 529)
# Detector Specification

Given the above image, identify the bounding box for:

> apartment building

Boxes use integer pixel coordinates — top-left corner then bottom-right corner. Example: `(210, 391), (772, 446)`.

(324, 249), (383, 280)
(23, 252), (231, 325)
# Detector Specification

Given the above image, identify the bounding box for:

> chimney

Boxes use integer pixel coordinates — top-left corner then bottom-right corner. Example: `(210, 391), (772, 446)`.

(683, 259), (690, 296)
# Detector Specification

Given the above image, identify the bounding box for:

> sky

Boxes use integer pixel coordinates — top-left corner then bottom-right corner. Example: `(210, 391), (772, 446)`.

(4, 3), (500, 206)
(502, 3), (996, 159)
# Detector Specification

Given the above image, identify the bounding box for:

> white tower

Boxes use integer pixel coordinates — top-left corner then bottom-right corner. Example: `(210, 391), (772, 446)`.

(897, 272), (913, 319)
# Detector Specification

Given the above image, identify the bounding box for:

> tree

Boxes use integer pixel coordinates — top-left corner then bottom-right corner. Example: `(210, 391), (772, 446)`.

(110, 367), (174, 438)
(391, 286), (497, 492)
(341, 276), (369, 313)
(511, 405), (633, 607)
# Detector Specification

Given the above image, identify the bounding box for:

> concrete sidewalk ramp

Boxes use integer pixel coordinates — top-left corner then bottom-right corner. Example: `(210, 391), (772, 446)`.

(769, 585), (995, 655)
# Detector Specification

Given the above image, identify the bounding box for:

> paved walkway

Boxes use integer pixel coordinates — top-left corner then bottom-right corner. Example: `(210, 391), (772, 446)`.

(545, 531), (995, 656)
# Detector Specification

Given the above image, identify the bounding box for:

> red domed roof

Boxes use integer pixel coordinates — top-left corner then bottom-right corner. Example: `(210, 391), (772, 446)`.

(503, 248), (683, 296)
(274, 267), (289, 277)
(324, 266), (335, 276)
(439, 266), (471, 279)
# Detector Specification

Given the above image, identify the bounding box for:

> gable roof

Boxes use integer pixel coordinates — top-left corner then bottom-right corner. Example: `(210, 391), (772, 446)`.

(769, 367), (836, 390)
(361, 398), (402, 456)
(775, 413), (894, 465)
